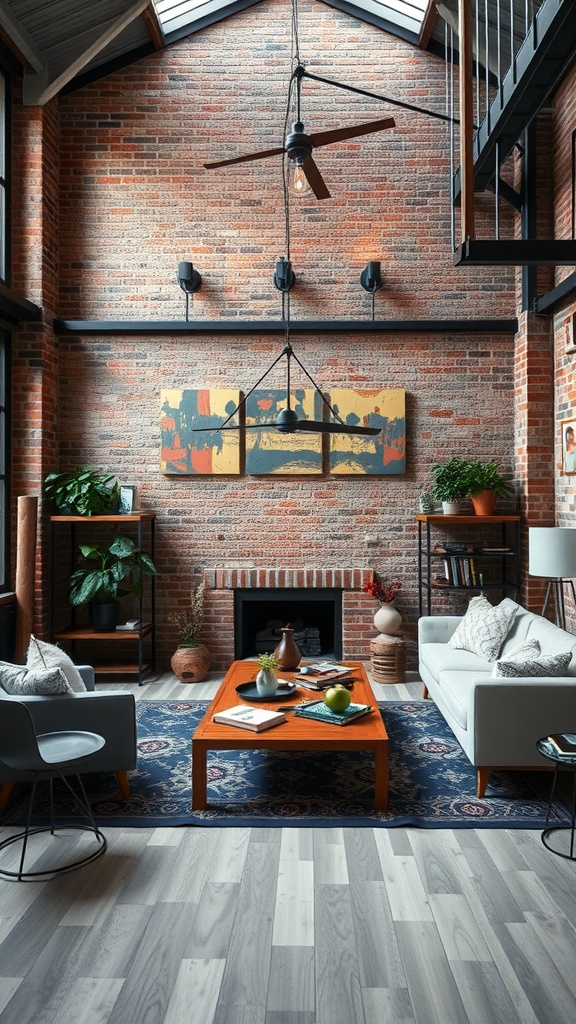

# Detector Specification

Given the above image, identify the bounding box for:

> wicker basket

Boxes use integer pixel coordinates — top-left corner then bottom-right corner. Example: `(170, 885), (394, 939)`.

(369, 635), (406, 684)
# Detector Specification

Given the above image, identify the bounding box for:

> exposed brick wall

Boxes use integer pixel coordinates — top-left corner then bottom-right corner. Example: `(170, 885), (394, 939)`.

(12, 1), (575, 672)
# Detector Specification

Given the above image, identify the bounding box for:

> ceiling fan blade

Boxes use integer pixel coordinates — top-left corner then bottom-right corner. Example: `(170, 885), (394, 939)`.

(296, 420), (381, 436)
(309, 117), (395, 150)
(204, 146), (286, 169)
(302, 156), (331, 200)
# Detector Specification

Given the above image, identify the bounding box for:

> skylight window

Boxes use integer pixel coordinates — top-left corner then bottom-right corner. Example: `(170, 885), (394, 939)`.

(152, 0), (429, 44)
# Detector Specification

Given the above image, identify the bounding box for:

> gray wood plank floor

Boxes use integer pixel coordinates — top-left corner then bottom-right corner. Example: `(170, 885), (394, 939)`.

(1, 667), (576, 1023)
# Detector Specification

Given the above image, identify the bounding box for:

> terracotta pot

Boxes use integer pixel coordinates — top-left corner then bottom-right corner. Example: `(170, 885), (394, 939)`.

(471, 489), (497, 516)
(373, 602), (403, 636)
(171, 644), (211, 683)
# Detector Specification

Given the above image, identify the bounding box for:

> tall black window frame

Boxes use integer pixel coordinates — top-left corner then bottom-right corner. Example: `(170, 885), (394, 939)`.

(0, 332), (9, 592)
(0, 54), (13, 591)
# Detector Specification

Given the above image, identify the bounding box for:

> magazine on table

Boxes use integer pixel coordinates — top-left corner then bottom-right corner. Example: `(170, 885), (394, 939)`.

(213, 705), (286, 732)
(293, 700), (372, 726)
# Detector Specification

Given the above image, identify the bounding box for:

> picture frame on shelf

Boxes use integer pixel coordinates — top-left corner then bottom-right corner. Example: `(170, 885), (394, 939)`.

(119, 485), (136, 514)
(561, 418), (576, 475)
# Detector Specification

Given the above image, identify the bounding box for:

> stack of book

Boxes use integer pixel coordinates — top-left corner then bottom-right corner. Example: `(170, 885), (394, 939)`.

(294, 700), (372, 726)
(295, 662), (354, 691)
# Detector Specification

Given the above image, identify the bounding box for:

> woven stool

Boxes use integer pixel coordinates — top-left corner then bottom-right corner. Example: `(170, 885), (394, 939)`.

(369, 635), (406, 684)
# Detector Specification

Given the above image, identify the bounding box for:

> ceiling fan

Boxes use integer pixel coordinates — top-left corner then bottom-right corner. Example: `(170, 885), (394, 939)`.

(191, 342), (381, 437)
(203, 64), (395, 200)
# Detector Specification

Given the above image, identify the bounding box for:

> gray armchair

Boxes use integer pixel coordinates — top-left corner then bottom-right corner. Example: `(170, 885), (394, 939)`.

(0, 667), (137, 815)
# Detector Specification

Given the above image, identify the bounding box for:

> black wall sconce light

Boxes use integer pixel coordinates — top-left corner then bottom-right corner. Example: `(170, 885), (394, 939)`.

(360, 260), (383, 292)
(178, 261), (202, 320)
(273, 257), (296, 293)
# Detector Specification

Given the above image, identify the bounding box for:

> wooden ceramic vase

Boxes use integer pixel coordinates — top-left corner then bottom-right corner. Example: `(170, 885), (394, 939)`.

(274, 624), (302, 670)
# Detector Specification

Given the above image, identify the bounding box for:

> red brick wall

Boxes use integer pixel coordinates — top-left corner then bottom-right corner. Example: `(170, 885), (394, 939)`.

(13, 3), (559, 671)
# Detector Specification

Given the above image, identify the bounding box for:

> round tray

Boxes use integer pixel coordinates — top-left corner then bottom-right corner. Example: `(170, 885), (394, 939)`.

(235, 681), (298, 702)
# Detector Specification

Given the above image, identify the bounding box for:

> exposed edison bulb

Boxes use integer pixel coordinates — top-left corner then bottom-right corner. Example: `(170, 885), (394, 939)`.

(288, 157), (311, 196)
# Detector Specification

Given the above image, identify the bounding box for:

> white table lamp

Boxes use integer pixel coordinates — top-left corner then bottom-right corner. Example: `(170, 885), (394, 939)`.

(528, 527), (576, 628)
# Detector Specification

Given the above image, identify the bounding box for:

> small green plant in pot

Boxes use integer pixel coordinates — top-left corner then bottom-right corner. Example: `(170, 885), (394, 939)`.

(69, 534), (157, 631)
(461, 460), (511, 515)
(169, 580), (211, 683)
(431, 458), (470, 512)
(255, 652), (279, 698)
(45, 467), (120, 516)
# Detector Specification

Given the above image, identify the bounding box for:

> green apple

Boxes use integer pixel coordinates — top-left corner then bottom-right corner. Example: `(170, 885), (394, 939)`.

(324, 684), (351, 713)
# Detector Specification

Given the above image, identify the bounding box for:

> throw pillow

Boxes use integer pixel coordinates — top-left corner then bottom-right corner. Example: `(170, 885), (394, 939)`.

(0, 661), (29, 693)
(26, 635), (86, 692)
(448, 595), (517, 661)
(492, 651), (573, 679)
(1, 666), (73, 695)
(491, 639), (541, 677)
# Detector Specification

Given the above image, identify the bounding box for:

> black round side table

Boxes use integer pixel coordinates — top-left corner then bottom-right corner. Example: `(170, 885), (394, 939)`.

(537, 737), (576, 861)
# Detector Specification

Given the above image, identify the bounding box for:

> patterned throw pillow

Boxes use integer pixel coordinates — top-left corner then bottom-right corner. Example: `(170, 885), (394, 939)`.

(492, 651), (572, 679)
(0, 665), (72, 695)
(448, 595), (517, 661)
(0, 662), (29, 693)
(490, 639), (540, 677)
(26, 635), (86, 692)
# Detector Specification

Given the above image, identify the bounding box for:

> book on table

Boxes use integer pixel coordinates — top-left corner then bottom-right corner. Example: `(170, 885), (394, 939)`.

(213, 705), (286, 732)
(548, 733), (576, 756)
(296, 663), (354, 690)
(294, 700), (373, 726)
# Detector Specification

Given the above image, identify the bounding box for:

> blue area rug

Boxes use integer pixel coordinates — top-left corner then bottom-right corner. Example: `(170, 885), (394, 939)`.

(2, 700), (569, 828)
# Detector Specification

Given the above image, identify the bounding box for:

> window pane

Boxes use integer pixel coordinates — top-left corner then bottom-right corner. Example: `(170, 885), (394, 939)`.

(0, 73), (5, 181)
(0, 478), (4, 589)
(0, 187), (5, 281)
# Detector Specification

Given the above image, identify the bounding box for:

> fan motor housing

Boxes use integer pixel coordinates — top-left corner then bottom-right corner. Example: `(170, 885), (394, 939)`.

(275, 408), (299, 433)
(286, 122), (312, 161)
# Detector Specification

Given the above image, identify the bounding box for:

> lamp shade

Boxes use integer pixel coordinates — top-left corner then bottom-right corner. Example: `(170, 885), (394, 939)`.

(528, 527), (576, 579)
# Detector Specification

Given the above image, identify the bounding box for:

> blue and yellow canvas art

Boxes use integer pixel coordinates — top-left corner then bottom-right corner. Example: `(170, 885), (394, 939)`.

(245, 389), (322, 475)
(161, 388), (241, 475)
(328, 388), (406, 475)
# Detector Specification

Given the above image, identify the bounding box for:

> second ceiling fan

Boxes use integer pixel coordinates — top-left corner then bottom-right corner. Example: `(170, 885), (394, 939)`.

(203, 64), (395, 200)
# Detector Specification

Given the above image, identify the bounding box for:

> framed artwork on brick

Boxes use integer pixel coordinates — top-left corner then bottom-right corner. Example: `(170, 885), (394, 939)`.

(328, 388), (406, 475)
(160, 388), (241, 475)
(561, 417), (576, 475)
(245, 389), (322, 474)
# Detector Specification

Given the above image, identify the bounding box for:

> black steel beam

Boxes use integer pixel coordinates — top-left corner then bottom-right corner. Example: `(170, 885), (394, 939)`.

(54, 318), (518, 336)
(534, 272), (576, 313)
(454, 239), (576, 266)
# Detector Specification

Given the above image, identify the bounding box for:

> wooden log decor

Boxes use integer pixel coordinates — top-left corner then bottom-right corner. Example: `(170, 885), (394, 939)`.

(14, 495), (38, 664)
(369, 635), (406, 685)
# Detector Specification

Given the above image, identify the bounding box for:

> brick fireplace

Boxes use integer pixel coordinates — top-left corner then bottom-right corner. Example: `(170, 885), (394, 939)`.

(203, 567), (377, 669)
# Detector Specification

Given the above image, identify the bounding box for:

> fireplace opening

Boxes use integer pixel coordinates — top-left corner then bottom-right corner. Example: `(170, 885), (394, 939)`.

(234, 588), (342, 661)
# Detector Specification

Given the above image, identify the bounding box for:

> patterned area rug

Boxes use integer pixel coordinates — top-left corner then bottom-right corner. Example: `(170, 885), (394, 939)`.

(2, 700), (569, 828)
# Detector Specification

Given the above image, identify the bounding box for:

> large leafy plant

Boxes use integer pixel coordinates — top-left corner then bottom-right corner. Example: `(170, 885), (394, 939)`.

(69, 534), (157, 607)
(430, 458), (471, 502)
(45, 467), (120, 516)
(461, 459), (511, 497)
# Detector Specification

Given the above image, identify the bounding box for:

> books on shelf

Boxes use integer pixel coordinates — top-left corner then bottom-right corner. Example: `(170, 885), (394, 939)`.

(213, 705), (286, 732)
(116, 620), (141, 631)
(294, 700), (373, 726)
(548, 733), (576, 756)
(432, 556), (478, 588)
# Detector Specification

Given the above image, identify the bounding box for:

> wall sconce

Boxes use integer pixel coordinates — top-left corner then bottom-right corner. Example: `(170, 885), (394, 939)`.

(178, 261), (202, 321)
(273, 258), (296, 293)
(360, 260), (383, 292)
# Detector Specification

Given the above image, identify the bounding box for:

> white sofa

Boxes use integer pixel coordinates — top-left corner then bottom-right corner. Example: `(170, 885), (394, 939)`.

(418, 598), (576, 797)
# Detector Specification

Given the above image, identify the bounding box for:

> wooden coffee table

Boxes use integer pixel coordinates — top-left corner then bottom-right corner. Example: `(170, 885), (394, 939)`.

(191, 660), (389, 811)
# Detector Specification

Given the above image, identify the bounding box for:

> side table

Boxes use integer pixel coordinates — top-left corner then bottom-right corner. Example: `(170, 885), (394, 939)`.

(536, 736), (576, 861)
(369, 635), (406, 685)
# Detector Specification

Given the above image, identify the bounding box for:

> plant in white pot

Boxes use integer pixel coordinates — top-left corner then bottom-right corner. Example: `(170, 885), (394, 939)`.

(169, 578), (211, 683)
(255, 652), (279, 697)
(431, 457), (470, 514)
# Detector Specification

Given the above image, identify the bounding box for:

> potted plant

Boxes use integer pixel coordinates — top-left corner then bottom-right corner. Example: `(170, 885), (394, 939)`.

(45, 467), (120, 516)
(431, 457), (470, 514)
(169, 579), (211, 683)
(69, 534), (157, 631)
(461, 459), (511, 516)
(255, 652), (279, 697)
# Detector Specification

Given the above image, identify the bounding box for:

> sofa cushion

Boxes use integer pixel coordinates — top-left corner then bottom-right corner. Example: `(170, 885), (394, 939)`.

(27, 636), (87, 692)
(447, 595), (517, 661)
(420, 642), (490, 679)
(434, 671), (478, 730)
(498, 638), (541, 663)
(492, 650), (573, 679)
(0, 663), (73, 695)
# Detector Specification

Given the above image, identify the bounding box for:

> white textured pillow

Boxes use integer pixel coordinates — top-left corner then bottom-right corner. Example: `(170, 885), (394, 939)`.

(27, 636), (86, 692)
(0, 662), (28, 693)
(491, 639), (541, 677)
(492, 651), (572, 679)
(448, 595), (517, 661)
(1, 666), (72, 695)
